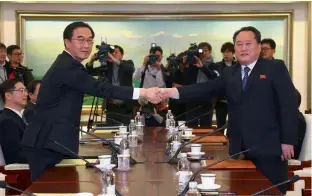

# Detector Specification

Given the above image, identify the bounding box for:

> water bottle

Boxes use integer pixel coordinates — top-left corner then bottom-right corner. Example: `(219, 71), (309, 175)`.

(176, 153), (192, 194)
(105, 164), (116, 195)
(168, 116), (176, 139)
(166, 110), (173, 129)
(186, 181), (200, 196)
(120, 135), (130, 155)
(129, 119), (136, 135)
(134, 112), (141, 125)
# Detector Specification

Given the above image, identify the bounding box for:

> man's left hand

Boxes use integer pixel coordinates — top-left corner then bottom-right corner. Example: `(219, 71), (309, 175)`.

(281, 144), (294, 161)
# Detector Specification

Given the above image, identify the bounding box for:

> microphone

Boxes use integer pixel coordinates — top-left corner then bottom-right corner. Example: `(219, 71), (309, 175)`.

(167, 111), (212, 143)
(179, 148), (252, 196)
(250, 175), (300, 196)
(168, 124), (227, 164)
(53, 141), (122, 196)
(0, 181), (36, 196)
(80, 129), (137, 165)
(174, 105), (202, 120)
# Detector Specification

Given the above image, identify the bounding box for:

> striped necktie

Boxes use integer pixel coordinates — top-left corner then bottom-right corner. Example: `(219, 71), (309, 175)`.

(242, 66), (251, 90)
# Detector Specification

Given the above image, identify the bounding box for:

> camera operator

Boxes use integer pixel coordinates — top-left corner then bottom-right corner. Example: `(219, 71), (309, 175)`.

(166, 51), (187, 120)
(184, 42), (219, 127)
(86, 45), (135, 125)
(5, 45), (34, 86)
(138, 97), (166, 127)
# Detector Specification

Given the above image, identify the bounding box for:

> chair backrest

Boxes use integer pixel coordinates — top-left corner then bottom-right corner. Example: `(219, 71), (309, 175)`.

(299, 114), (311, 161)
(0, 146), (6, 166)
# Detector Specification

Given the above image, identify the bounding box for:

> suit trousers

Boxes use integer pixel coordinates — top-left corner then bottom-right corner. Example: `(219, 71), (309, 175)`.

(215, 101), (228, 128)
(244, 153), (288, 194)
(23, 146), (64, 182)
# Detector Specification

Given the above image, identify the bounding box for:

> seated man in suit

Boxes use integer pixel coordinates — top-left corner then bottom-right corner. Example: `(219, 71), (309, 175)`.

(0, 79), (28, 164)
(23, 80), (41, 124)
(294, 89), (306, 159)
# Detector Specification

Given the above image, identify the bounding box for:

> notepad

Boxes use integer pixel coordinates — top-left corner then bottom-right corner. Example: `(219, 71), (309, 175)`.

(4, 163), (29, 170)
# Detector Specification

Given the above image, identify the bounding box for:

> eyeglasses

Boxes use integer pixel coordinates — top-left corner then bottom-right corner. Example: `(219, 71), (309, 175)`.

(10, 88), (28, 93)
(71, 38), (94, 45)
(12, 53), (24, 56)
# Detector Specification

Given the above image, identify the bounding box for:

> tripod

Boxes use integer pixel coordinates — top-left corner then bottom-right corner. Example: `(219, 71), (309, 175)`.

(86, 73), (108, 132)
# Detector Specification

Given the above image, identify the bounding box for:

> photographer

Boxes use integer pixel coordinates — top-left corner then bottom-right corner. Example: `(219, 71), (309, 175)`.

(138, 97), (166, 127)
(5, 45), (34, 86)
(184, 42), (218, 127)
(166, 51), (187, 120)
(86, 45), (135, 125)
(132, 46), (166, 88)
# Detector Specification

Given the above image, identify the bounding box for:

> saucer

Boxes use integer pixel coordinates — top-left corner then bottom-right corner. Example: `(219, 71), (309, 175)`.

(181, 134), (195, 138)
(95, 164), (117, 171)
(187, 152), (205, 156)
(197, 184), (221, 191)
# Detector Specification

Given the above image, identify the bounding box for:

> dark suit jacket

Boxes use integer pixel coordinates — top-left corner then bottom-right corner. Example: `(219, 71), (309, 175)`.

(23, 102), (36, 124)
(0, 108), (27, 164)
(294, 111), (306, 159)
(21, 51), (134, 156)
(177, 58), (298, 156)
(5, 62), (34, 86)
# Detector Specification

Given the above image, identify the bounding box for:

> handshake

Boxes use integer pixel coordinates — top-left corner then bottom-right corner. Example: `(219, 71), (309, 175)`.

(140, 87), (177, 104)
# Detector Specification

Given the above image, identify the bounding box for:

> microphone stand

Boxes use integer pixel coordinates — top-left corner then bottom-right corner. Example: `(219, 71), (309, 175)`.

(53, 141), (122, 196)
(80, 129), (137, 165)
(179, 148), (251, 196)
(174, 105), (202, 120)
(250, 175), (300, 196)
(168, 124), (227, 164)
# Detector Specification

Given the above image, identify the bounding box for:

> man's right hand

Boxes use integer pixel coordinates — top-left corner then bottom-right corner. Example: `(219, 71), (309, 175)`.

(143, 56), (149, 66)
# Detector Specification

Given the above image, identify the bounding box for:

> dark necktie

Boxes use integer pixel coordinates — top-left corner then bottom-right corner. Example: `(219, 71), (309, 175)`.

(242, 66), (251, 90)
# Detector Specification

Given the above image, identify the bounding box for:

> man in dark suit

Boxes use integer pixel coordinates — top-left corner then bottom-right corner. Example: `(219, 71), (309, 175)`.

(161, 26), (297, 194)
(5, 45), (34, 86)
(86, 45), (135, 124)
(21, 21), (162, 182)
(0, 79), (28, 164)
(23, 80), (41, 124)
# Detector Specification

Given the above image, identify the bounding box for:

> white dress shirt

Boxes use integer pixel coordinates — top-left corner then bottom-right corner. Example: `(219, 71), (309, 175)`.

(241, 60), (257, 80)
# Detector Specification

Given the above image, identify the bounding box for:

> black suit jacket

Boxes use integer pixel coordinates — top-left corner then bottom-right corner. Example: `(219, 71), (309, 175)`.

(21, 51), (134, 156)
(0, 108), (27, 164)
(5, 62), (34, 86)
(23, 102), (36, 124)
(177, 58), (298, 156)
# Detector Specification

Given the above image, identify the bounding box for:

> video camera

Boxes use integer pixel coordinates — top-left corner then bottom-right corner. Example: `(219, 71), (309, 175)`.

(94, 41), (115, 67)
(186, 43), (203, 65)
(166, 53), (182, 72)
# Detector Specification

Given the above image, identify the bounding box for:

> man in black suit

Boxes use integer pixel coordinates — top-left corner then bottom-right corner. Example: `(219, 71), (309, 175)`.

(5, 45), (34, 86)
(21, 21), (162, 182)
(161, 26), (297, 194)
(86, 45), (135, 124)
(0, 79), (28, 164)
(23, 80), (41, 124)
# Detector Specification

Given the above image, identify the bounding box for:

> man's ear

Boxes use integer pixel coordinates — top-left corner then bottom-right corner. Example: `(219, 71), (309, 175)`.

(4, 91), (12, 101)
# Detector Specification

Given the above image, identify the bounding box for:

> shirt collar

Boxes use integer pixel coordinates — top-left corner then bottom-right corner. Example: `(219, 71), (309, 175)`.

(241, 59), (257, 71)
(5, 107), (23, 119)
(64, 50), (75, 59)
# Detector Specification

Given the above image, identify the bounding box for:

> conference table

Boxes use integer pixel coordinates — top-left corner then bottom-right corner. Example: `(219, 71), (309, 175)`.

(8, 127), (309, 195)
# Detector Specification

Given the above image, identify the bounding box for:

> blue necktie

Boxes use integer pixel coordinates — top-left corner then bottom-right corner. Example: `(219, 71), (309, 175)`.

(242, 67), (251, 90)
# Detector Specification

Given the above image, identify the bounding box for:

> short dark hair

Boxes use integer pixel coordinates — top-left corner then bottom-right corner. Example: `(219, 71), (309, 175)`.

(0, 43), (6, 50)
(114, 45), (124, 55)
(149, 46), (163, 55)
(221, 42), (235, 53)
(0, 79), (21, 103)
(198, 42), (212, 52)
(233, 26), (261, 44)
(295, 89), (301, 107)
(63, 22), (95, 47)
(27, 80), (41, 94)
(7, 45), (21, 55)
(261, 38), (276, 49)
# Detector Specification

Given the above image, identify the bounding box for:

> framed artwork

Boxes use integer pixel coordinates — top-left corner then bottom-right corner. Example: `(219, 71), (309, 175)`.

(16, 11), (293, 106)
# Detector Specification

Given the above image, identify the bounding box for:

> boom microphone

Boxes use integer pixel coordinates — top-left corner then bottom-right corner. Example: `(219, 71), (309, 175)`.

(250, 175), (300, 196)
